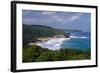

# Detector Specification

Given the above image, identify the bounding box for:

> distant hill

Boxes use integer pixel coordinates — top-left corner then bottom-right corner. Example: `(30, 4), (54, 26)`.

(23, 24), (65, 45)
(60, 29), (83, 33)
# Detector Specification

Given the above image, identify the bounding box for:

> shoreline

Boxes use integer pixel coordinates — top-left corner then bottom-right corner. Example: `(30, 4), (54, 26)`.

(29, 37), (70, 50)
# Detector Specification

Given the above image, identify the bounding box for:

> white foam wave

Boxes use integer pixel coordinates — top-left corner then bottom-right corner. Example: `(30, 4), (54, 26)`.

(70, 36), (88, 38)
(36, 38), (70, 50)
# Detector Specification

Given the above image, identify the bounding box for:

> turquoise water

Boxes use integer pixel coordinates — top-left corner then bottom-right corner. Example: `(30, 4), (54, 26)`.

(61, 32), (91, 51)
(61, 37), (90, 51)
(36, 31), (91, 51)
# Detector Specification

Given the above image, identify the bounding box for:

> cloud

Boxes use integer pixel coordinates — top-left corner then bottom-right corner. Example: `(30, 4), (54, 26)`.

(57, 13), (83, 24)
(23, 18), (36, 24)
(48, 15), (67, 23)
(41, 11), (56, 15)
(22, 10), (32, 17)
(23, 17), (54, 24)
(47, 13), (83, 24)
(68, 13), (83, 22)
(23, 10), (83, 25)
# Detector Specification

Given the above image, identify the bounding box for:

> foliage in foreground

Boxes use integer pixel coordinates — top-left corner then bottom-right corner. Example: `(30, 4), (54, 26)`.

(23, 45), (91, 63)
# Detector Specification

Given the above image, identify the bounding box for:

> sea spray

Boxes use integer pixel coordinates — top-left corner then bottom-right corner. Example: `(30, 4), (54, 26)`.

(35, 32), (90, 51)
(36, 38), (70, 50)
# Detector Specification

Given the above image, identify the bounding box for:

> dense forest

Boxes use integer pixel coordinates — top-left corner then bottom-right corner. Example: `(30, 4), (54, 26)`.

(23, 45), (91, 62)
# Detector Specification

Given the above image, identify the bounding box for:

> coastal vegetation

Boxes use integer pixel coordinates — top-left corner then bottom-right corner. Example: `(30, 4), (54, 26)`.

(23, 24), (70, 46)
(23, 45), (91, 62)
(22, 10), (91, 63)
(23, 24), (91, 63)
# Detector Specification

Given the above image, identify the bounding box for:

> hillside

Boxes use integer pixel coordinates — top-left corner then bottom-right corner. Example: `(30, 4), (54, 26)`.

(23, 24), (65, 45)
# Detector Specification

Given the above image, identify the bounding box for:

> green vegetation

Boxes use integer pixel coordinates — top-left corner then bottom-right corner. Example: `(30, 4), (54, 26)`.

(22, 24), (91, 63)
(23, 45), (91, 63)
(23, 24), (66, 46)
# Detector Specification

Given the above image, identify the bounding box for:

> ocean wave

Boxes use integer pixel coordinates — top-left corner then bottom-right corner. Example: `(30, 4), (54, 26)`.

(70, 36), (88, 39)
(35, 38), (70, 50)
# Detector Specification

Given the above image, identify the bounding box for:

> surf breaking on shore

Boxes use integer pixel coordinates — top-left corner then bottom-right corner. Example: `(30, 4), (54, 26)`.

(35, 38), (70, 50)
(28, 35), (88, 50)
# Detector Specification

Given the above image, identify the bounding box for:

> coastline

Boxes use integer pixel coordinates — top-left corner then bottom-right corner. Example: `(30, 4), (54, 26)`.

(28, 35), (90, 51)
(29, 38), (70, 50)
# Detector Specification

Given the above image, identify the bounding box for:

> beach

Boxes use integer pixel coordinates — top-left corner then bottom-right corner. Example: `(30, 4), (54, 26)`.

(32, 38), (70, 50)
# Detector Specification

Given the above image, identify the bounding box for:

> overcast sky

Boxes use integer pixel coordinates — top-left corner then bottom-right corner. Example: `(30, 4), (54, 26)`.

(22, 10), (91, 32)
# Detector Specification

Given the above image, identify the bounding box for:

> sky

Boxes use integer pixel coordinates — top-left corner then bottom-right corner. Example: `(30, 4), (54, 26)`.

(22, 10), (91, 32)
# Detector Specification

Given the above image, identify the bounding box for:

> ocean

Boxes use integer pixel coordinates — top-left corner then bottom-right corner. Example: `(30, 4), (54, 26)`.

(36, 31), (91, 51)
(61, 31), (91, 51)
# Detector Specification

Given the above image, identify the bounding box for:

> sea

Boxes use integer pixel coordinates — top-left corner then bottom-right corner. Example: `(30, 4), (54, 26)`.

(36, 31), (91, 51)
(61, 31), (91, 51)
